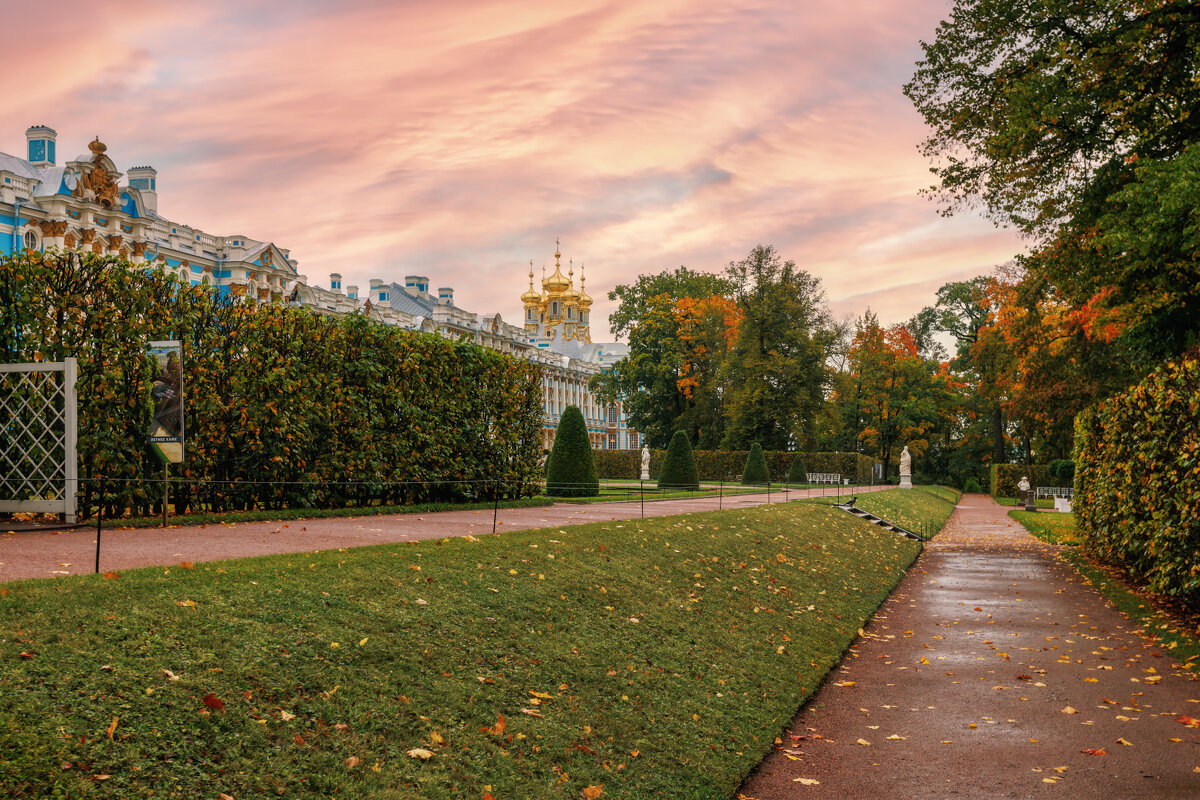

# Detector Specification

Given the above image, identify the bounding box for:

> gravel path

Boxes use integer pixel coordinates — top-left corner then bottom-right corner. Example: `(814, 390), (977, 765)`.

(0, 483), (883, 583)
(738, 494), (1200, 799)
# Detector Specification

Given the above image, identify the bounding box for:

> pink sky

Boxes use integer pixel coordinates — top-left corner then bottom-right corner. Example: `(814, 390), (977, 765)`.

(7, 0), (1024, 337)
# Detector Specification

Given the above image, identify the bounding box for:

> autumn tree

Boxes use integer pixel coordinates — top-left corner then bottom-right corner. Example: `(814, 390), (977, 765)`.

(673, 294), (741, 448)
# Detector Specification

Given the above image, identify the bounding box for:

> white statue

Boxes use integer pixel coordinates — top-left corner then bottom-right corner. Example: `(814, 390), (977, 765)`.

(640, 445), (650, 481)
(899, 445), (913, 489)
(1017, 476), (1030, 493)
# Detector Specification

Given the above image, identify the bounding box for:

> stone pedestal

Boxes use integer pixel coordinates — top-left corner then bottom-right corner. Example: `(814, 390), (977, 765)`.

(640, 467), (649, 481)
(899, 475), (912, 489)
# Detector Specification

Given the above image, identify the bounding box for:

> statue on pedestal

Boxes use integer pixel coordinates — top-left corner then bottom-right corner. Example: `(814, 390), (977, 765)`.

(899, 445), (913, 489)
(640, 445), (650, 481)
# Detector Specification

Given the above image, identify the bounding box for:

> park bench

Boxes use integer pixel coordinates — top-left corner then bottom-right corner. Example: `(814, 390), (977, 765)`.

(1035, 486), (1073, 513)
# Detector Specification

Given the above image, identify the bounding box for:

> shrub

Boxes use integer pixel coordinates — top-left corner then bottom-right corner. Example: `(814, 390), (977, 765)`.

(1075, 350), (1200, 608)
(545, 406), (599, 497)
(658, 431), (700, 490)
(963, 477), (983, 493)
(1048, 459), (1076, 484)
(741, 442), (770, 485)
(786, 454), (807, 484)
(592, 449), (878, 483)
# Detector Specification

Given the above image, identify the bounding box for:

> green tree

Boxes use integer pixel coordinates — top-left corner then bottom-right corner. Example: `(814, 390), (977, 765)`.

(741, 442), (770, 485)
(720, 245), (837, 450)
(545, 405), (599, 497)
(606, 267), (733, 340)
(657, 430), (699, 490)
(906, 0), (1200, 365)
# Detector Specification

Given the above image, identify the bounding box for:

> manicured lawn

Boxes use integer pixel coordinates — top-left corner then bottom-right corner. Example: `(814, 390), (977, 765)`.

(852, 488), (959, 539)
(1008, 510), (1078, 544)
(993, 496), (1056, 509)
(0, 502), (930, 799)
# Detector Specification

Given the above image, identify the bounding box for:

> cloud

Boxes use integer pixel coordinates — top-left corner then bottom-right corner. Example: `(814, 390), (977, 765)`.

(4, 0), (1027, 335)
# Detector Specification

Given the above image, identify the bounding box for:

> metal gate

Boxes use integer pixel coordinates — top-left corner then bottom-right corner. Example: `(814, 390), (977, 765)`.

(0, 359), (78, 523)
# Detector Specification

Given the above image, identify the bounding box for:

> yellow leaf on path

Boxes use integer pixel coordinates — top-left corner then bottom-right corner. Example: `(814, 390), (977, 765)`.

(856, 739), (871, 746)
(920, 657), (930, 665)
(280, 710), (295, 721)
(105, 717), (118, 740)
(1062, 706), (1078, 714)
(583, 786), (604, 799)
(835, 681), (856, 687)
(887, 734), (906, 740)
(1117, 738), (1132, 746)
(793, 777), (820, 785)
(344, 756), (360, 768)
(406, 748), (434, 760)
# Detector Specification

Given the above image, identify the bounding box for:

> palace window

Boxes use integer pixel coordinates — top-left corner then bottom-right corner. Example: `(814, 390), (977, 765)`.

(23, 231), (38, 250)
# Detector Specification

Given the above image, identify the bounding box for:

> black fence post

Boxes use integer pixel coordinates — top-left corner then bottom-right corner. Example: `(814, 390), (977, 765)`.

(493, 479), (500, 534)
(719, 480), (723, 511)
(95, 475), (104, 574)
(640, 480), (644, 519)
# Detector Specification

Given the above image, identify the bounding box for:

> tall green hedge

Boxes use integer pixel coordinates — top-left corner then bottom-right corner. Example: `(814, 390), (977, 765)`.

(593, 449), (876, 482)
(786, 455), (807, 484)
(1075, 350), (1200, 608)
(545, 405), (599, 497)
(0, 251), (545, 518)
(658, 431), (699, 490)
(988, 464), (1067, 499)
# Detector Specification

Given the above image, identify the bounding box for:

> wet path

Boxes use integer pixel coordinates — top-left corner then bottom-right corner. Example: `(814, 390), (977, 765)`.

(0, 483), (882, 583)
(739, 494), (1200, 799)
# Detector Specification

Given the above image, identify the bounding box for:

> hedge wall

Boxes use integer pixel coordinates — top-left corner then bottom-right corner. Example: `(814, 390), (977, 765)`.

(1074, 350), (1200, 608)
(594, 448), (877, 483)
(0, 251), (545, 518)
(988, 464), (1069, 499)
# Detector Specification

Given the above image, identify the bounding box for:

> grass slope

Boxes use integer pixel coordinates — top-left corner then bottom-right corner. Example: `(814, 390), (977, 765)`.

(852, 488), (959, 539)
(1008, 510), (1078, 544)
(0, 503), (925, 800)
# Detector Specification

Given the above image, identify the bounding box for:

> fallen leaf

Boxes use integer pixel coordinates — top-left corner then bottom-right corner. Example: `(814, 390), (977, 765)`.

(1176, 715), (1200, 728)
(19, 652), (35, 660)
(406, 748), (434, 760)
(1081, 748), (1107, 756)
(280, 710), (295, 721)
(179, 561), (194, 569)
(219, 794), (234, 800)
(793, 777), (820, 785)
(856, 738), (871, 746)
(887, 734), (906, 740)
(102, 572), (121, 580)
(163, 669), (180, 681)
(344, 756), (360, 769)
(176, 600), (197, 608)
(429, 731), (445, 746)
(1062, 706), (1078, 714)
(105, 717), (118, 739)
(202, 693), (226, 712)
(521, 708), (543, 717)
(530, 691), (554, 700)
(1116, 738), (1132, 746)
(582, 786), (603, 799)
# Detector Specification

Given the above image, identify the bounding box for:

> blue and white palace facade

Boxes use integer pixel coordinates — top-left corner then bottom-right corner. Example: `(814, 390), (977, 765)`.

(1, 125), (638, 452)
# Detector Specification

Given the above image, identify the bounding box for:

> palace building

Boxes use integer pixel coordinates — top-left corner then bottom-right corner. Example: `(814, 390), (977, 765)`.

(1, 126), (302, 298)
(1, 125), (638, 452)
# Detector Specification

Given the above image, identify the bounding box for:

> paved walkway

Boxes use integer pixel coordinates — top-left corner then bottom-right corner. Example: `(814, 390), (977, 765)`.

(739, 494), (1200, 799)
(0, 483), (881, 583)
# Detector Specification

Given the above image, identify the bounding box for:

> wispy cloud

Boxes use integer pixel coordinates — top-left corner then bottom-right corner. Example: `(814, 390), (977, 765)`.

(6, 0), (1024, 333)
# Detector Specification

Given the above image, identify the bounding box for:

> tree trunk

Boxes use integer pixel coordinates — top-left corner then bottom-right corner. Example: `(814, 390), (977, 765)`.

(992, 405), (1005, 464)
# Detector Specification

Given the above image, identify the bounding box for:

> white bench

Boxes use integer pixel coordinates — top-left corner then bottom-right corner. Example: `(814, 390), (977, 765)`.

(806, 472), (842, 484)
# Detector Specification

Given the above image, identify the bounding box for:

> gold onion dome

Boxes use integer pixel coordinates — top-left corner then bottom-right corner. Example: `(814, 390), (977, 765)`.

(578, 266), (592, 306)
(561, 259), (580, 302)
(521, 265), (541, 304)
(542, 239), (572, 292)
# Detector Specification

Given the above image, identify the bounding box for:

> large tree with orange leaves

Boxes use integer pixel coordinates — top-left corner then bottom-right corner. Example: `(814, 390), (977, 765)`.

(674, 294), (742, 448)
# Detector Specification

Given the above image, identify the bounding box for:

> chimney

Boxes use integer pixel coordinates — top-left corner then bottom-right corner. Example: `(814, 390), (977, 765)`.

(405, 274), (430, 295)
(438, 287), (454, 306)
(346, 284), (359, 300)
(127, 165), (158, 213)
(329, 272), (342, 292)
(25, 125), (57, 166)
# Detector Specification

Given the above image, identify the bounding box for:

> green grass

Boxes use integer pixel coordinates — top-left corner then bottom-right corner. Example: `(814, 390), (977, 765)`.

(1059, 550), (1200, 672)
(1008, 510), (1078, 544)
(851, 488), (959, 539)
(563, 485), (764, 504)
(0, 502), (928, 799)
(916, 485), (962, 504)
(993, 496), (1055, 509)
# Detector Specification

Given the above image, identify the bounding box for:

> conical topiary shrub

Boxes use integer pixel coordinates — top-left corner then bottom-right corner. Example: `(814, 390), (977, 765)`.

(741, 442), (770, 485)
(545, 405), (599, 497)
(786, 454), (807, 485)
(658, 430), (699, 490)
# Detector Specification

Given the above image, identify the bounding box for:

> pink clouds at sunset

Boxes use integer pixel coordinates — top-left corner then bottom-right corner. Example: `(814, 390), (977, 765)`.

(6, 0), (1025, 333)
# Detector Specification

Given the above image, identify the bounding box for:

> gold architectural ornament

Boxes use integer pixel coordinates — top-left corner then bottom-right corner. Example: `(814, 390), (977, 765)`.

(259, 250), (272, 267)
(131, 242), (148, 257)
(48, 220), (68, 236)
(107, 234), (123, 250)
(80, 229), (95, 245)
(72, 153), (120, 209)
(63, 233), (77, 248)
(88, 137), (107, 155)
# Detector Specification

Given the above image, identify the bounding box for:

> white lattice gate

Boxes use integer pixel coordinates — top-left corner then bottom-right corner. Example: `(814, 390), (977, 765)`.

(0, 359), (78, 523)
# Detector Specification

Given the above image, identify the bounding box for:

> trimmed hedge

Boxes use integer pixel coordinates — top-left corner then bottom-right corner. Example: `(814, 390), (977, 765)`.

(593, 449), (877, 483)
(742, 443), (770, 485)
(989, 464), (1067, 499)
(658, 431), (699, 490)
(546, 405), (599, 497)
(786, 455), (807, 484)
(0, 251), (545, 517)
(1075, 350), (1200, 608)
